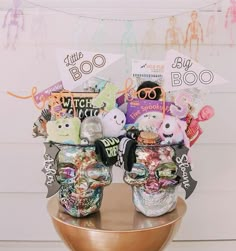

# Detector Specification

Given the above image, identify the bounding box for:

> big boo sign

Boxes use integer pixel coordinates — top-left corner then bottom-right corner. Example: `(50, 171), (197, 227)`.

(164, 50), (228, 91)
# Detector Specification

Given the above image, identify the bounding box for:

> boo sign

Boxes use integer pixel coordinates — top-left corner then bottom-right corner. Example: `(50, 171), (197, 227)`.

(163, 50), (228, 91)
(56, 48), (124, 91)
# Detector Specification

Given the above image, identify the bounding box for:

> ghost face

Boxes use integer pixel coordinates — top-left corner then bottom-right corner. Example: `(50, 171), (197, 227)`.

(57, 145), (112, 217)
(124, 146), (178, 217)
(46, 117), (81, 144)
(101, 108), (126, 137)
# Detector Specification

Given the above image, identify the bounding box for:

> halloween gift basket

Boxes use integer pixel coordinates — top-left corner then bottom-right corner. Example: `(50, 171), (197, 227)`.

(33, 73), (214, 218)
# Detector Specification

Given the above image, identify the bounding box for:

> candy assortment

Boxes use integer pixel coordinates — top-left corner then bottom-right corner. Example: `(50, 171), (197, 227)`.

(57, 145), (112, 217)
(35, 77), (214, 217)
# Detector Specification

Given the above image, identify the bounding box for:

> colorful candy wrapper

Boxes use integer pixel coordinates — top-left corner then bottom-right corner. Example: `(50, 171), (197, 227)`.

(56, 144), (112, 217)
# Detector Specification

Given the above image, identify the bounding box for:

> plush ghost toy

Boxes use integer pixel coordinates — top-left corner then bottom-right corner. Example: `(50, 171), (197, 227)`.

(158, 115), (189, 147)
(46, 117), (81, 144)
(99, 108), (126, 137)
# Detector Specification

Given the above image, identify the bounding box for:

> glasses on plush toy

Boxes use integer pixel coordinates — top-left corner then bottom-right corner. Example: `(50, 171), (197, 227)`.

(137, 86), (164, 100)
(137, 86), (166, 119)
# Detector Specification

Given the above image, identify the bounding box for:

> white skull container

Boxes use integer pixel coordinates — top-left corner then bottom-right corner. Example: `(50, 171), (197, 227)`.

(56, 145), (112, 217)
(124, 145), (179, 217)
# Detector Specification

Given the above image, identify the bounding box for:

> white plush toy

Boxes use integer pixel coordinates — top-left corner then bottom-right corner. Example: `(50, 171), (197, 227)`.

(158, 115), (189, 147)
(99, 108), (126, 137)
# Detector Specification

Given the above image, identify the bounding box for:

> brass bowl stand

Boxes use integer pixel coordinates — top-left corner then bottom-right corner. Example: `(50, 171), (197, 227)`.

(48, 184), (186, 251)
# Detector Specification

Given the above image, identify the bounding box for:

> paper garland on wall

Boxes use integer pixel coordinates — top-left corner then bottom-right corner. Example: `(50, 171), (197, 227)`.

(225, 0), (236, 46)
(2, 0), (24, 50)
(165, 16), (184, 52)
(1, 0), (236, 55)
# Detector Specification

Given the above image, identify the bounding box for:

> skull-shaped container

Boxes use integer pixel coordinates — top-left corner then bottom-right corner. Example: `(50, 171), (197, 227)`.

(124, 145), (179, 217)
(56, 144), (112, 217)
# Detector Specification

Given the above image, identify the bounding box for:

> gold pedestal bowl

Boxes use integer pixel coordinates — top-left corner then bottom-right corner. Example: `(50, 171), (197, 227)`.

(48, 184), (186, 251)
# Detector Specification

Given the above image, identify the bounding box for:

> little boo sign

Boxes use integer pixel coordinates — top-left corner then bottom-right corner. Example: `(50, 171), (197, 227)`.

(56, 49), (123, 91)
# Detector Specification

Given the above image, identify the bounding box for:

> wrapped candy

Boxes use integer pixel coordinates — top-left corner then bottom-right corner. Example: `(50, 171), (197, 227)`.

(56, 144), (112, 217)
(124, 145), (179, 217)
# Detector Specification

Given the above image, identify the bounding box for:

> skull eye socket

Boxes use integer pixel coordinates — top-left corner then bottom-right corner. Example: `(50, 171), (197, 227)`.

(156, 162), (177, 180)
(57, 164), (76, 184)
(58, 146), (84, 165)
(124, 164), (149, 185)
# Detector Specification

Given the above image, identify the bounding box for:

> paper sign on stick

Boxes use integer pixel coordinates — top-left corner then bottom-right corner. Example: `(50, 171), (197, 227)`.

(132, 59), (165, 84)
(163, 50), (228, 92)
(56, 49), (124, 91)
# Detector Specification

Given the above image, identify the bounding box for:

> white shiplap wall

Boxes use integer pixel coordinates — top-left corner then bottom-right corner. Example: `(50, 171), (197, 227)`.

(0, 0), (236, 250)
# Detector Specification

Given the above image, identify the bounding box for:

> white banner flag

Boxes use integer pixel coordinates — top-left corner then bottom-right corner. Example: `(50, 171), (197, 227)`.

(163, 50), (228, 92)
(56, 48), (124, 91)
